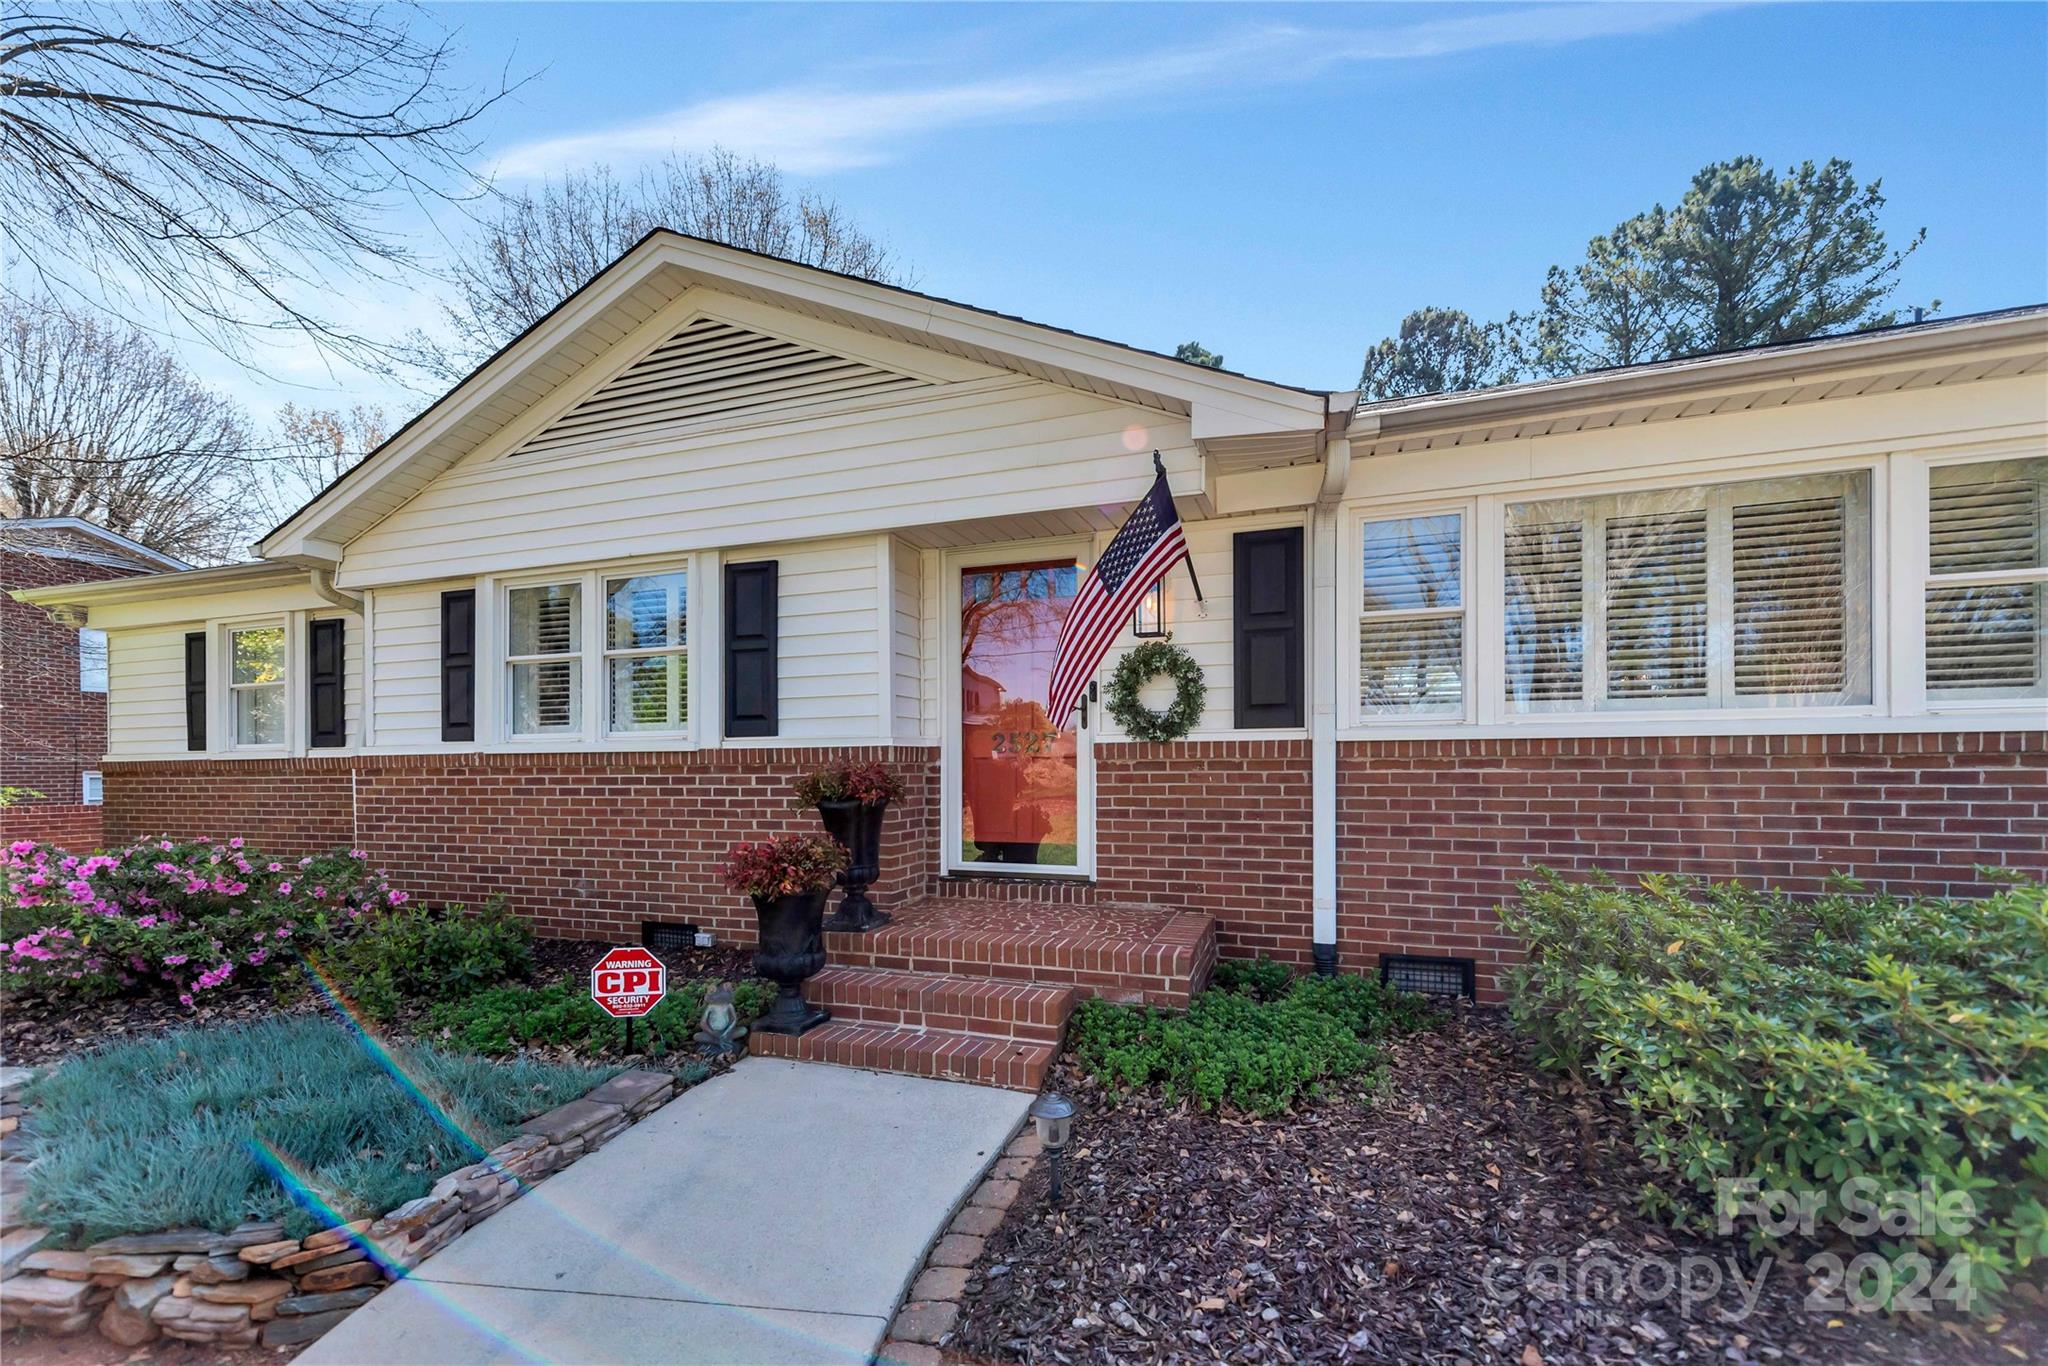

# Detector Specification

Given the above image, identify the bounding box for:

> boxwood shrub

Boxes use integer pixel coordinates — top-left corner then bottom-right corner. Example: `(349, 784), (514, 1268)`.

(1499, 869), (2048, 1306)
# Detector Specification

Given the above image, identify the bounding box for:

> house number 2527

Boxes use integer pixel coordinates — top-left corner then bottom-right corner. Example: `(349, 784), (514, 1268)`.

(990, 731), (1060, 756)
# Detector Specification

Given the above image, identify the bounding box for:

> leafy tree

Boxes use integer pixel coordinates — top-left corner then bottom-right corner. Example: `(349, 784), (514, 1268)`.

(423, 149), (900, 377)
(1, 1), (504, 371)
(1529, 156), (1924, 375)
(1357, 307), (1517, 400)
(1173, 341), (1224, 369)
(0, 297), (257, 563)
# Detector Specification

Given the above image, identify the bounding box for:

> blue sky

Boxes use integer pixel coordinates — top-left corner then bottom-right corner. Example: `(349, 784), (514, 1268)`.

(202, 2), (2048, 409)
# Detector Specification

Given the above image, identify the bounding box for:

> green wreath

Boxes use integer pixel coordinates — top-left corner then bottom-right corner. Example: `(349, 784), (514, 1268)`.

(1106, 640), (1206, 742)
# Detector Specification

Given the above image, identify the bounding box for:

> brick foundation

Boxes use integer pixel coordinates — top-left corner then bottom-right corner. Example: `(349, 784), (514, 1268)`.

(0, 801), (103, 851)
(83, 730), (2048, 999)
(102, 748), (938, 945)
(1096, 740), (1313, 964)
(1339, 731), (2048, 1001)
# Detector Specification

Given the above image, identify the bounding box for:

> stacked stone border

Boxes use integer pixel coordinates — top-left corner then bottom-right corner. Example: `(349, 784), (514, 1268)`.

(0, 1065), (681, 1349)
(878, 1122), (1043, 1363)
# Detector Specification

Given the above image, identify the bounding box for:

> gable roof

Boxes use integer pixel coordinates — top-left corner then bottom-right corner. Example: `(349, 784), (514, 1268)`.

(260, 230), (1332, 564)
(0, 517), (190, 571)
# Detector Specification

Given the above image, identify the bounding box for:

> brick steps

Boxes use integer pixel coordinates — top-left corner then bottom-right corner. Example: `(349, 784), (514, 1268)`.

(826, 896), (1217, 1008)
(749, 1022), (1055, 1091)
(804, 966), (1074, 1044)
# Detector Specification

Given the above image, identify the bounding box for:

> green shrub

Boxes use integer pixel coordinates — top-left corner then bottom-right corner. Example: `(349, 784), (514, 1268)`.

(4, 838), (401, 1004)
(431, 977), (774, 1058)
(1067, 972), (1432, 1116)
(317, 901), (533, 1020)
(1500, 869), (2048, 1307)
(1211, 955), (1296, 1002)
(19, 1014), (611, 1243)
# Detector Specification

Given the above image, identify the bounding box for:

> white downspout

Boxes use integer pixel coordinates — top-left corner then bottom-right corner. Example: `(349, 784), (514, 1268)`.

(309, 567), (363, 614)
(1310, 432), (1352, 974)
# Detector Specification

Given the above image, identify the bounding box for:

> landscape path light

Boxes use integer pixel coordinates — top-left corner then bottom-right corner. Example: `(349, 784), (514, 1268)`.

(1029, 1092), (1076, 1205)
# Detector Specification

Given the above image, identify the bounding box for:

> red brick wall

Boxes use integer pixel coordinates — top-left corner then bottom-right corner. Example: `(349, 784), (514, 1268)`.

(1097, 740), (1313, 964)
(0, 802), (103, 851)
(0, 548), (147, 805)
(1338, 731), (2048, 1001)
(102, 748), (939, 946)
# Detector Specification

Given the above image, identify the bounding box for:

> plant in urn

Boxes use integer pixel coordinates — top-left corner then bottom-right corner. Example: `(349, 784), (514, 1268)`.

(795, 760), (905, 932)
(721, 834), (846, 1036)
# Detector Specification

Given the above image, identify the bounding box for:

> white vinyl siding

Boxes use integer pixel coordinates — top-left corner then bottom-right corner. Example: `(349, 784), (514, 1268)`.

(1357, 513), (1464, 716)
(368, 580), (470, 748)
(773, 538), (883, 741)
(340, 378), (1195, 587)
(106, 626), (192, 754)
(1503, 472), (1871, 713)
(1925, 456), (2047, 700)
(890, 538), (925, 741)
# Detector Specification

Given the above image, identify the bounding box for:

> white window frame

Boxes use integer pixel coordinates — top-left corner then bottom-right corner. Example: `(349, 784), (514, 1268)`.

(601, 568), (690, 738)
(78, 627), (108, 693)
(502, 578), (585, 741)
(486, 556), (702, 749)
(1341, 455), (1906, 737)
(224, 619), (291, 751)
(1345, 503), (1474, 724)
(1499, 471), (1874, 716)
(1915, 445), (2048, 713)
(81, 770), (102, 805)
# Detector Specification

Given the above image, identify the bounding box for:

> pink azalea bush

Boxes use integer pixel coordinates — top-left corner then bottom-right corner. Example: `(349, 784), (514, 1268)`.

(2, 837), (407, 1004)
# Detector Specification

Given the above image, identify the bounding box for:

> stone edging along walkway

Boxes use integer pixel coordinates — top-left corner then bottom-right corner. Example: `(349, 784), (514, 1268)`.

(0, 1066), (681, 1349)
(878, 1123), (1044, 1365)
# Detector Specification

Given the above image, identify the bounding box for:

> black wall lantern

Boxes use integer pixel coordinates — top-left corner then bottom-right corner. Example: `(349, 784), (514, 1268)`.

(1131, 580), (1166, 637)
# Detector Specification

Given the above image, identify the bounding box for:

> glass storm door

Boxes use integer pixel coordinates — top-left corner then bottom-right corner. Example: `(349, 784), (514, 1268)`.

(954, 558), (1088, 873)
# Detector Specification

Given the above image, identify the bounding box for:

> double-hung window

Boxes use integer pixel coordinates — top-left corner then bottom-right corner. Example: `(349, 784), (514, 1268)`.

(1925, 456), (2047, 701)
(1503, 471), (1872, 712)
(78, 628), (108, 693)
(229, 625), (287, 746)
(1357, 512), (1465, 715)
(604, 571), (688, 734)
(507, 584), (582, 736)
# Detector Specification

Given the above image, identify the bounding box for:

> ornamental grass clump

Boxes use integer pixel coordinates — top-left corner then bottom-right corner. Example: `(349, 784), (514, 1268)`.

(1067, 969), (1433, 1116)
(17, 1014), (610, 1244)
(1499, 869), (2048, 1307)
(3, 837), (403, 1005)
(719, 833), (846, 899)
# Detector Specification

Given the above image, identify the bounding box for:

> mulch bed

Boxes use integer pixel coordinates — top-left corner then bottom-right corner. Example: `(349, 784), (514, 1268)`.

(1, 938), (761, 1068)
(952, 1012), (2042, 1365)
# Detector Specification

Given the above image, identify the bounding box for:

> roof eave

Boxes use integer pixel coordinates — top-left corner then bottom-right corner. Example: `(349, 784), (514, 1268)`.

(11, 560), (305, 609)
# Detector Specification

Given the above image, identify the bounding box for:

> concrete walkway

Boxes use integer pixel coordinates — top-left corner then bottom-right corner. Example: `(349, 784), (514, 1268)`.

(303, 1058), (1028, 1365)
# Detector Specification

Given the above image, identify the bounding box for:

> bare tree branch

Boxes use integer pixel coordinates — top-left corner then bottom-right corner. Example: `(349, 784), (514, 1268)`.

(0, 1), (511, 373)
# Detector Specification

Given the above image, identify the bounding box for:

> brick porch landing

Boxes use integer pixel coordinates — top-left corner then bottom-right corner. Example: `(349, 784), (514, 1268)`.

(748, 895), (1217, 1091)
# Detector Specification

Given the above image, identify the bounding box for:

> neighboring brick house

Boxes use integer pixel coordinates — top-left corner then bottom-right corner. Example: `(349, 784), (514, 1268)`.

(14, 234), (2045, 1045)
(0, 518), (186, 848)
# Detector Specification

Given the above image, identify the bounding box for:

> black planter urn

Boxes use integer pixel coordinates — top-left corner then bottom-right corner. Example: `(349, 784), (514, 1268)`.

(751, 887), (831, 1036)
(817, 798), (892, 933)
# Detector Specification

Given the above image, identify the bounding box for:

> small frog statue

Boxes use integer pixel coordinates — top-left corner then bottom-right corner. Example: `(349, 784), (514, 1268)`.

(694, 984), (748, 1057)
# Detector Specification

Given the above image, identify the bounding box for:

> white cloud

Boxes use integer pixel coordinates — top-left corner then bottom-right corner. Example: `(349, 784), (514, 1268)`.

(490, 4), (1728, 179)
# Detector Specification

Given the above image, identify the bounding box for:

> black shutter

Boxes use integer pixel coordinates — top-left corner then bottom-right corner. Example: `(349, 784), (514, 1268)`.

(440, 589), (476, 742)
(724, 560), (779, 737)
(1233, 527), (1305, 729)
(308, 618), (346, 748)
(183, 631), (207, 750)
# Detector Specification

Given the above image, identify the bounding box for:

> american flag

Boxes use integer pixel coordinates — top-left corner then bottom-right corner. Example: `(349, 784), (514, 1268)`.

(1046, 469), (1188, 727)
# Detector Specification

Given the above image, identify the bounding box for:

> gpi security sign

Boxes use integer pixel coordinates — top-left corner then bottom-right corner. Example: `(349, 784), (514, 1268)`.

(590, 946), (667, 1018)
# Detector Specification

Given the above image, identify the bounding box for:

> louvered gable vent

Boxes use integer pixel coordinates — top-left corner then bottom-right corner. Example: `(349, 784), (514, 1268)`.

(517, 318), (930, 457)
